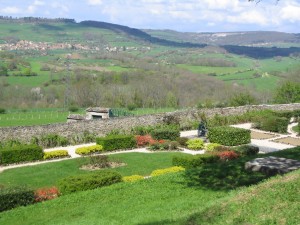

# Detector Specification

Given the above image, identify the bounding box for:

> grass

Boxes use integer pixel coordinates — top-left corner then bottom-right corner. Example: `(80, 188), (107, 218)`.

(292, 125), (299, 133)
(0, 152), (185, 189)
(0, 148), (299, 224)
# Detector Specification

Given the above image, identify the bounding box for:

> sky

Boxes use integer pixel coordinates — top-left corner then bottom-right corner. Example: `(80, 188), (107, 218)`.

(0, 0), (300, 33)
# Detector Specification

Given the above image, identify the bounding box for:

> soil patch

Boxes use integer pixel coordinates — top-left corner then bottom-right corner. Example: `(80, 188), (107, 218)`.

(251, 131), (278, 140)
(80, 162), (126, 171)
(272, 137), (300, 146)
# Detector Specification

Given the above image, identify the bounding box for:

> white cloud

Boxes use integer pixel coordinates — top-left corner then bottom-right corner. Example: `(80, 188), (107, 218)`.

(51, 2), (69, 13)
(34, 0), (45, 6)
(280, 5), (300, 22)
(87, 0), (103, 6)
(0, 6), (21, 14)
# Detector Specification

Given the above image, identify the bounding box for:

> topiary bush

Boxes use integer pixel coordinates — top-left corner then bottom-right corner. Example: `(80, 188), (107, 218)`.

(122, 175), (144, 182)
(150, 166), (185, 177)
(208, 126), (251, 146)
(150, 128), (180, 141)
(96, 135), (136, 151)
(75, 145), (103, 155)
(186, 138), (205, 150)
(0, 144), (43, 165)
(43, 150), (70, 160)
(172, 154), (219, 169)
(0, 186), (35, 212)
(58, 170), (122, 195)
(234, 145), (259, 156)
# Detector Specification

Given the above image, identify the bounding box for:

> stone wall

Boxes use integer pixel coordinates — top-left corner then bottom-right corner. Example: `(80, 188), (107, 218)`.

(1, 103), (300, 142)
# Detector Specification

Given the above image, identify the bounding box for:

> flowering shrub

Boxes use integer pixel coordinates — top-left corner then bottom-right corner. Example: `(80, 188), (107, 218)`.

(122, 175), (144, 182)
(135, 135), (156, 147)
(150, 166), (185, 177)
(217, 151), (239, 161)
(186, 138), (205, 150)
(43, 150), (70, 160)
(34, 187), (60, 202)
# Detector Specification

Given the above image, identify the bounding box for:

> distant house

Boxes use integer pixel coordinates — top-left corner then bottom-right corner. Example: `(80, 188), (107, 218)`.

(67, 107), (112, 123)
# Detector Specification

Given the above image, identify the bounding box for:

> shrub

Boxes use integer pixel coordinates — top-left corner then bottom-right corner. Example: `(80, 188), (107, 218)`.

(148, 140), (168, 151)
(43, 150), (70, 160)
(96, 135), (136, 151)
(186, 138), (205, 150)
(135, 135), (156, 147)
(34, 187), (60, 202)
(234, 145), (259, 156)
(150, 128), (180, 141)
(172, 154), (219, 168)
(0, 108), (6, 114)
(208, 126), (251, 146)
(0, 144), (43, 165)
(58, 170), (122, 195)
(68, 106), (79, 112)
(88, 155), (109, 168)
(253, 116), (289, 133)
(150, 166), (185, 177)
(130, 125), (155, 135)
(32, 134), (69, 148)
(70, 131), (97, 144)
(176, 137), (189, 147)
(122, 175), (144, 182)
(214, 145), (232, 152)
(75, 145), (103, 155)
(0, 186), (35, 212)
(169, 141), (179, 150)
(217, 151), (239, 161)
(205, 143), (221, 152)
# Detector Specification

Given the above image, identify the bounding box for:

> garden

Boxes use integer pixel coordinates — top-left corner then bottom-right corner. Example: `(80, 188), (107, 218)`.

(0, 109), (300, 224)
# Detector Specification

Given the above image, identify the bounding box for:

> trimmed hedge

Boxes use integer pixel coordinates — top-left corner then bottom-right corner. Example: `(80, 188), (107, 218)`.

(75, 145), (103, 155)
(0, 144), (43, 165)
(150, 166), (185, 177)
(0, 186), (35, 212)
(186, 138), (205, 150)
(205, 143), (221, 152)
(58, 170), (122, 195)
(122, 175), (144, 182)
(172, 154), (219, 169)
(208, 126), (251, 146)
(253, 116), (289, 133)
(43, 150), (70, 160)
(150, 128), (180, 141)
(96, 135), (136, 151)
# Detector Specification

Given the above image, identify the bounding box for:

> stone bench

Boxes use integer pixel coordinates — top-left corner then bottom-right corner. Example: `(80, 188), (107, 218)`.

(245, 156), (300, 176)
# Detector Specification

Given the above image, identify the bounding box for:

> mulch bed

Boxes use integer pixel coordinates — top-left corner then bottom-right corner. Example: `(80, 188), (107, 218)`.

(250, 131), (278, 140)
(272, 137), (300, 146)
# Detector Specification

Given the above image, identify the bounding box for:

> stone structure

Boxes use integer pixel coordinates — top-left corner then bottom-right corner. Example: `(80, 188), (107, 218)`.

(245, 156), (300, 175)
(86, 107), (111, 120)
(67, 114), (86, 122)
(1, 103), (300, 142)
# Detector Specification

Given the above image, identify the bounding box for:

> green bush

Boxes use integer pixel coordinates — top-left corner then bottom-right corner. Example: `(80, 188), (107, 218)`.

(58, 171), (122, 195)
(68, 106), (79, 112)
(0, 108), (6, 114)
(208, 126), (251, 146)
(150, 128), (180, 141)
(0, 186), (35, 212)
(43, 150), (70, 160)
(0, 144), (43, 165)
(253, 116), (289, 133)
(186, 138), (205, 150)
(234, 145), (259, 156)
(172, 154), (219, 169)
(75, 145), (103, 155)
(96, 135), (136, 151)
(31, 134), (69, 148)
(205, 143), (221, 152)
(176, 137), (189, 147)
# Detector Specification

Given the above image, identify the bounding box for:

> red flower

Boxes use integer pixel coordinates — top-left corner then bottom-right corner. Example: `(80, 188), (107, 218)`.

(34, 187), (60, 202)
(217, 151), (239, 161)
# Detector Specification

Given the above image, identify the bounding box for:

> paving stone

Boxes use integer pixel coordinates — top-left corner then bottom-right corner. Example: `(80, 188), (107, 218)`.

(245, 156), (300, 176)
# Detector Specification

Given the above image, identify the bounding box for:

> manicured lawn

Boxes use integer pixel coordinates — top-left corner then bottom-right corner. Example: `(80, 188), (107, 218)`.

(0, 152), (186, 189)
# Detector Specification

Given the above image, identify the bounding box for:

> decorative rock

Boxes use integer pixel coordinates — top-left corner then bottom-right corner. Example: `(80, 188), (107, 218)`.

(245, 156), (300, 176)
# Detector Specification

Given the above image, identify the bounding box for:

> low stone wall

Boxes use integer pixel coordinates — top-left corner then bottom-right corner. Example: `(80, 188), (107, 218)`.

(1, 103), (300, 142)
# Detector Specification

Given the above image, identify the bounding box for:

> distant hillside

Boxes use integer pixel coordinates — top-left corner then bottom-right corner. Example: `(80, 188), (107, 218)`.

(144, 30), (300, 47)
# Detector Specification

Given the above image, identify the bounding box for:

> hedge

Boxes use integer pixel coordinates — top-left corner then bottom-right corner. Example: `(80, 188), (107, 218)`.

(172, 154), (219, 169)
(0, 186), (35, 212)
(150, 128), (180, 141)
(43, 150), (70, 160)
(96, 135), (136, 151)
(186, 138), (205, 150)
(122, 175), (144, 182)
(208, 126), (251, 146)
(205, 143), (221, 152)
(75, 145), (103, 155)
(57, 170), (122, 195)
(253, 116), (289, 133)
(0, 144), (43, 165)
(234, 145), (259, 156)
